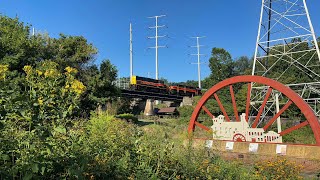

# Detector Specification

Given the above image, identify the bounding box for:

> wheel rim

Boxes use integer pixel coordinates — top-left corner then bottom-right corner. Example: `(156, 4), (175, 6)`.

(188, 75), (320, 146)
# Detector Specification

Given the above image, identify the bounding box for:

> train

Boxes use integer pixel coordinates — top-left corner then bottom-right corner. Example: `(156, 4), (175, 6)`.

(130, 76), (202, 97)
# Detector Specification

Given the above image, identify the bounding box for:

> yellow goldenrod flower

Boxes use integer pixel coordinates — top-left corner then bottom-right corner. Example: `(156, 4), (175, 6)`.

(44, 69), (57, 78)
(65, 66), (78, 74)
(0, 64), (9, 80)
(36, 70), (43, 76)
(38, 98), (43, 105)
(71, 80), (86, 95)
(23, 65), (32, 74)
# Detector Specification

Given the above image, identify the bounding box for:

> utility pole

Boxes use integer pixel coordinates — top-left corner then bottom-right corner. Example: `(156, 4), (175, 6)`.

(190, 36), (205, 89)
(147, 15), (166, 80)
(129, 23), (133, 79)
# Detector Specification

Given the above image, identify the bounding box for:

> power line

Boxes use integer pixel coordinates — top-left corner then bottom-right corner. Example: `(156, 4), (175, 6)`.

(129, 23), (133, 79)
(190, 36), (206, 89)
(147, 15), (167, 80)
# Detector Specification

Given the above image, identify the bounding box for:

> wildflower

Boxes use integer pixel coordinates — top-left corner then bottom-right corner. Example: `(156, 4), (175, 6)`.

(0, 64), (9, 80)
(70, 80), (86, 95)
(23, 65), (32, 74)
(44, 69), (57, 78)
(36, 70), (43, 76)
(65, 66), (78, 74)
(38, 98), (43, 105)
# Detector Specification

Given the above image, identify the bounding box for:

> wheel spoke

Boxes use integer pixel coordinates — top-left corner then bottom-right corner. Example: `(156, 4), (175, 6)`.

(230, 85), (240, 122)
(279, 121), (309, 136)
(245, 83), (252, 122)
(213, 93), (231, 122)
(252, 87), (273, 128)
(263, 101), (293, 131)
(202, 106), (215, 119)
(195, 121), (210, 131)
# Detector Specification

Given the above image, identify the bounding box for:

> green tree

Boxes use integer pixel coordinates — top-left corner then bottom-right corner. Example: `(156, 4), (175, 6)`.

(208, 48), (234, 84)
(233, 56), (252, 75)
(0, 16), (44, 70)
(79, 59), (119, 116)
(49, 34), (98, 70)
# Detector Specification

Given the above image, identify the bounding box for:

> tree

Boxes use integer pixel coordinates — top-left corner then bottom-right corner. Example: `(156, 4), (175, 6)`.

(78, 59), (119, 116)
(233, 56), (252, 75)
(0, 16), (44, 70)
(50, 34), (98, 70)
(100, 59), (117, 82)
(209, 48), (234, 83)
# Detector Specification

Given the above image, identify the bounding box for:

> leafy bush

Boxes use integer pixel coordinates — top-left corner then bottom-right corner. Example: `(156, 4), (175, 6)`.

(115, 113), (138, 123)
(177, 106), (194, 120)
(0, 112), (255, 179)
(254, 157), (303, 180)
(0, 62), (85, 128)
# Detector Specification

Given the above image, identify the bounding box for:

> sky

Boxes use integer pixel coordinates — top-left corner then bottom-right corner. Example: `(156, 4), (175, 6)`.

(1, 0), (320, 82)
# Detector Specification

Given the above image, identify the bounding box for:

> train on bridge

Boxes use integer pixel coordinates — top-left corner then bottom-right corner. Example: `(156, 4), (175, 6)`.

(130, 76), (202, 97)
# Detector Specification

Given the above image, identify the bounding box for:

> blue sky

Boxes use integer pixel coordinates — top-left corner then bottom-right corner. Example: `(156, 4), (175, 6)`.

(1, 0), (320, 82)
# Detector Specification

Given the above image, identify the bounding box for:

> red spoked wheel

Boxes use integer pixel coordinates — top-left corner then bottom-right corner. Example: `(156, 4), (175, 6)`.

(233, 134), (246, 142)
(188, 75), (320, 146)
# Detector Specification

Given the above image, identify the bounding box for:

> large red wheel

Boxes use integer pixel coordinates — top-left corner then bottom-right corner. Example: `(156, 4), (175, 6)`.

(188, 75), (320, 146)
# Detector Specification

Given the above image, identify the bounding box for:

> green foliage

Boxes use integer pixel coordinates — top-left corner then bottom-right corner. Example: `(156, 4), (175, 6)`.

(0, 15), (119, 118)
(0, 111), (256, 179)
(177, 106), (194, 120)
(79, 59), (120, 116)
(49, 34), (98, 70)
(0, 62), (85, 129)
(254, 157), (303, 180)
(282, 126), (316, 144)
(208, 47), (234, 85)
(83, 113), (142, 179)
(0, 16), (38, 70)
(115, 113), (139, 123)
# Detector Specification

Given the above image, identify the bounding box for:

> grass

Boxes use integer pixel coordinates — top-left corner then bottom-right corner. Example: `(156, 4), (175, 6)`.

(136, 116), (320, 179)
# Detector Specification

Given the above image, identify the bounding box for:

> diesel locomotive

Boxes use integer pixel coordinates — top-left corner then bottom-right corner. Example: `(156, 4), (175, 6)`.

(130, 76), (202, 97)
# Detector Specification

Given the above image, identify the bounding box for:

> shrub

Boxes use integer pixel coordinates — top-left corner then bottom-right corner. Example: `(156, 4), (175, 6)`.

(177, 106), (194, 121)
(0, 62), (85, 129)
(83, 112), (142, 179)
(254, 157), (303, 180)
(115, 113), (138, 123)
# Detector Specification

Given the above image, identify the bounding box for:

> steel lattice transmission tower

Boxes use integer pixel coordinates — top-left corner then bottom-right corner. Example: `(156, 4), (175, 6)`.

(251, 0), (320, 119)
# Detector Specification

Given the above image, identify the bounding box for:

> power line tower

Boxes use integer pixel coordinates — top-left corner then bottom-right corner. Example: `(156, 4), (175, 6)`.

(129, 23), (133, 79)
(251, 0), (320, 120)
(190, 36), (206, 89)
(147, 15), (167, 80)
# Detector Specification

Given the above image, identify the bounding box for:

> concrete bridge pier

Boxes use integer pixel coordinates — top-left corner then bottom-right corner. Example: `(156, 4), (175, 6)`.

(144, 99), (155, 116)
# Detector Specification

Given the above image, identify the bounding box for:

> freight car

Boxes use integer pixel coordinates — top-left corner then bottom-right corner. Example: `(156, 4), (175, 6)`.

(169, 85), (202, 96)
(130, 76), (201, 97)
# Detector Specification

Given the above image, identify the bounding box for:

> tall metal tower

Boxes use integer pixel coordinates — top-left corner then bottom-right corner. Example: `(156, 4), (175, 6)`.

(147, 15), (167, 80)
(191, 36), (206, 89)
(130, 23), (133, 79)
(251, 0), (320, 118)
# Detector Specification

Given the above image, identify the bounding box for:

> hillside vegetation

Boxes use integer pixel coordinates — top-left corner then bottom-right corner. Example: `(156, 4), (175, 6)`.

(0, 15), (316, 179)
